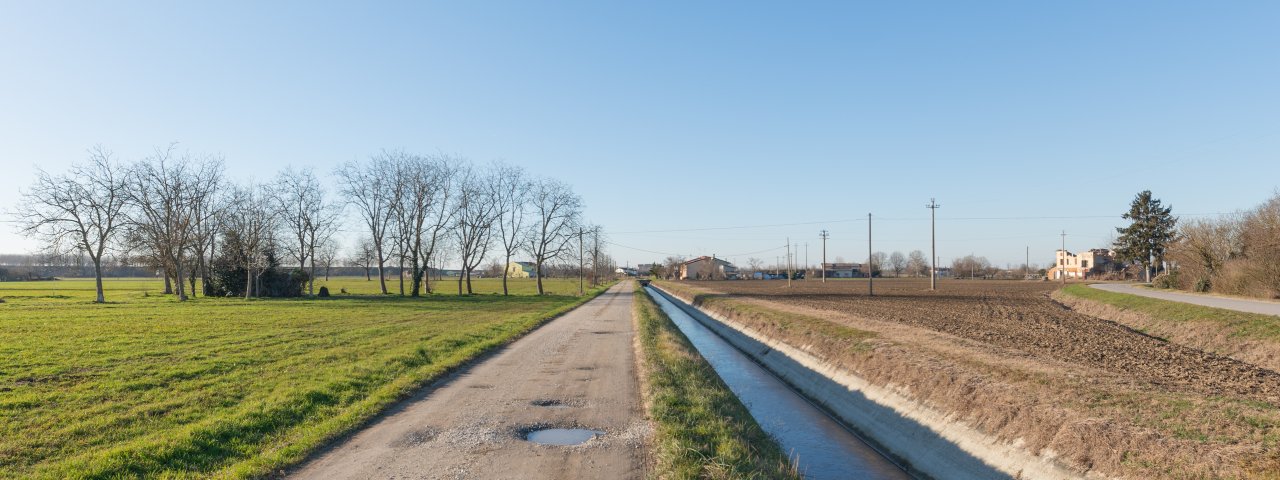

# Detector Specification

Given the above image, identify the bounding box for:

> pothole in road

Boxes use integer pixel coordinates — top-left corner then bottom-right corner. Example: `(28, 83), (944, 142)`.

(530, 399), (569, 408)
(522, 427), (605, 446)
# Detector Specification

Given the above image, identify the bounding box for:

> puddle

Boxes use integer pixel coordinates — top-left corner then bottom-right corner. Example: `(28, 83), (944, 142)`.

(523, 428), (604, 446)
(530, 399), (573, 408)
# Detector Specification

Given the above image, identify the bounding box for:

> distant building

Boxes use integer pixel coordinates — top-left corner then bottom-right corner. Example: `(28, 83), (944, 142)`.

(506, 262), (532, 279)
(1048, 248), (1114, 280)
(615, 267), (639, 276)
(820, 262), (866, 278)
(509, 261), (538, 278)
(679, 256), (739, 280)
(636, 263), (658, 276)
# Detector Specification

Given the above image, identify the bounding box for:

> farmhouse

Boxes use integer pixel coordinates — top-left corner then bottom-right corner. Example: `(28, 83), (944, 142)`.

(821, 262), (866, 278)
(505, 261), (539, 278)
(1048, 248), (1114, 280)
(679, 256), (739, 280)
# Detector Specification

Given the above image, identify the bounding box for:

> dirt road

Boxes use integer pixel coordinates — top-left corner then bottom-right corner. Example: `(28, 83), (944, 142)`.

(1090, 282), (1280, 316)
(288, 282), (647, 480)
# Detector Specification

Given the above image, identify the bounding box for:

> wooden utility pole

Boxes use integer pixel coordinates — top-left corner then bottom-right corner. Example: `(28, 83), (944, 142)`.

(578, 228), (585, 295)
(804, 243), (809, 281)
(868, 213), (873, 297)
(927, 198), (940, 290)
(819, 230), (829, 283)
(1060, 230), (1067, 286)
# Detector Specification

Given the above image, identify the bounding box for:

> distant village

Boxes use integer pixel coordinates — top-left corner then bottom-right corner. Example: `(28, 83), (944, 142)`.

(615, 248), (1128, 282)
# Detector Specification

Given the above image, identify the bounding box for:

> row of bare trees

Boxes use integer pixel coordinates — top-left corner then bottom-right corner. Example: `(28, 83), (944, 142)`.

(1166, 192), (1280, 298)
(17, 147), (597, 302)
(335, 151), (587, 296)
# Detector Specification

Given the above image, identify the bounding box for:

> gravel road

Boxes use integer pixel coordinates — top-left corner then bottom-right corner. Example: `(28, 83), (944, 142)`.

(287, 281), (647, 480)
(1089, 282), (1280, 316)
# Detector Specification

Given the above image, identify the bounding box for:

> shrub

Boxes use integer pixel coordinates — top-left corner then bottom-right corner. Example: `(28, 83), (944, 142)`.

(318, 286), (330, 297)
(1153, 271), (1180, 289)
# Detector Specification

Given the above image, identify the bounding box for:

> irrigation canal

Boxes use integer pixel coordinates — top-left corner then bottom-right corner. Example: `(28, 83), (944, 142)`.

(644, 286), (911, 480)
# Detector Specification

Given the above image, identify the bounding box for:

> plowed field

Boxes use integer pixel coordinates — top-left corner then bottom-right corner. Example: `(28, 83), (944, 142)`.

(681, 279), (1280, 404)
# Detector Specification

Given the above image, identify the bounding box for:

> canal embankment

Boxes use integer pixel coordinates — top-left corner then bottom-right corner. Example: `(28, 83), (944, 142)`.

(650, 282), (1092, 480)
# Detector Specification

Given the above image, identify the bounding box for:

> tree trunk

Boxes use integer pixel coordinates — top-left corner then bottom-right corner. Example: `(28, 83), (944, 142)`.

(174, 254), (188, 301)
(245, 266), (253, 299)
(93, 258), (105, 303)
(466, 269), (473, 295)
(502, 253), (511, 296)
(308, 253), (316, 296)
(163, 270), (173, 294)
(188, 269), (197, 298)
(375, 245), (388, 294)
(398, 257), (405, 296)
(458, 269), (465, 295)
(536, 260), (545, 295)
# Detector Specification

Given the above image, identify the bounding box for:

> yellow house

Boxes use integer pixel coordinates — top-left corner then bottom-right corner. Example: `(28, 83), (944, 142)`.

(506, 262), (532, 278)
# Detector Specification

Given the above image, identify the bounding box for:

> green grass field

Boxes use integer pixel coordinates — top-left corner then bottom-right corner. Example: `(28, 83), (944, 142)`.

(0, 276), (603, 479)
(633, 285), (798, 479)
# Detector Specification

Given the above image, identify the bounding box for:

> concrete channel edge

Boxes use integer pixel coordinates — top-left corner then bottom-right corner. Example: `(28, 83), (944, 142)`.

(648, 284), (1096, 480)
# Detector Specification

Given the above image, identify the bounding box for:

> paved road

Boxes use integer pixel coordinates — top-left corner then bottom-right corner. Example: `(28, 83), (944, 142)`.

(288, 281), (647, 480)
(1089, 283), (1280, 317)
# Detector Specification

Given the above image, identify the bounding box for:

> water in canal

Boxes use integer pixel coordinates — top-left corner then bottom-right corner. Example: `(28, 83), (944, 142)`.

(645, 287), (911, 480)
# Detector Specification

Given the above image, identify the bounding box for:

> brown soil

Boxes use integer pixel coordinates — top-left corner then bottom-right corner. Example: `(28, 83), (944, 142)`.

(661, 279), (1280, 479)
(691, 279), (1280, 403)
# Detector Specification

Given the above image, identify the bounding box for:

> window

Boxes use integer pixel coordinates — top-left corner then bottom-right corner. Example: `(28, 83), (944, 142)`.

(1082, 260), (1089, 269)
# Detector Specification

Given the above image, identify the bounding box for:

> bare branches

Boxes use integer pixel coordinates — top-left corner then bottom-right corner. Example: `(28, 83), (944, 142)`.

(524, 178), (583, 295)
(336, 153), (397, 294)
(13, 145), (127, 302)
(453, 164), (500, 295)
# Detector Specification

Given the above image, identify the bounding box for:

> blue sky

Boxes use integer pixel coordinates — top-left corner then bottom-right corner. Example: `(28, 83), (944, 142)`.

(1, 1), (1277, 268)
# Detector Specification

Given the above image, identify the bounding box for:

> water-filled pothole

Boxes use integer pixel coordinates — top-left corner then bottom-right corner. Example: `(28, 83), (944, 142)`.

(523, 428), (604, 446)
(531, 399), (571, 408)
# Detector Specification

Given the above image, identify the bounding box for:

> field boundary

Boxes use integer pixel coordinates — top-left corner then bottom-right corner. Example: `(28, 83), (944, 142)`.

(649, 283), (1088, 480)
(274, 282), (617, 479)
(1054, 284), (1280, 373)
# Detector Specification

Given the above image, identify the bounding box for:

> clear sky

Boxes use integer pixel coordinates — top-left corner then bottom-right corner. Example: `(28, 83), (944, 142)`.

(2, 1), (1277, 269)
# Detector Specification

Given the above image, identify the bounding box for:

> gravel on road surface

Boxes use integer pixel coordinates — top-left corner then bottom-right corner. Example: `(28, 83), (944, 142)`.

(287, 281), (647, 480)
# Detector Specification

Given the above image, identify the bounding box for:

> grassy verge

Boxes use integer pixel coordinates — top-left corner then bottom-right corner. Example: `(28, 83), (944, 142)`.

(0, 278), (611, 479)
(1060, 284), (1280, 341)
(633, 285), (799, 480)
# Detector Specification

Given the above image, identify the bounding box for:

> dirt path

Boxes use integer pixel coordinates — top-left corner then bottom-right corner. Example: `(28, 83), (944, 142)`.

(288, 282), (647, 480)
(1090, 282), (1280, 316)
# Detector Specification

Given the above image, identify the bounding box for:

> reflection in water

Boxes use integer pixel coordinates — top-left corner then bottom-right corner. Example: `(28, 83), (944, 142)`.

(646, 287), (910, 480)
(524, 428), (604, 446)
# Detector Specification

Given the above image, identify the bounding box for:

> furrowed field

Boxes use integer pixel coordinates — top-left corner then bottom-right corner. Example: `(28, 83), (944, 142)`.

(0, 276), (597, 479)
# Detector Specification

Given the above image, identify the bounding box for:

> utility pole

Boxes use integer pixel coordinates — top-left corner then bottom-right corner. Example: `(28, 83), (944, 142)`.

(927, 198), (940, 290)
(819, 230), (829, 283)
(578, 228), (585, 295)
(786, 237), (792, 288)
(1025, 245), (1030, 279)
(1060, 230), (1067, 286)
(868, 213), (873, 297)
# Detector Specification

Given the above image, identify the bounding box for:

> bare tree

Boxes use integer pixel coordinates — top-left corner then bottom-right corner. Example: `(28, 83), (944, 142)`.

(492, 163), (530, 295)
(337, 154), (396, 294)
(318, 240), (339, 282)
(867, 251), (888, 277)
(524, 178), (582, 294)
(907, 250), (928, 277)
(454, 165), (500, 295)
(889, 251), (907, 277)
(124, 146), (224, 301)
(274, 167), (340, 295)
(347, 237), (376, 281)
(222, 184), (279, 298)
(14, 146), (127, 303)
(386, 153), (453, 297)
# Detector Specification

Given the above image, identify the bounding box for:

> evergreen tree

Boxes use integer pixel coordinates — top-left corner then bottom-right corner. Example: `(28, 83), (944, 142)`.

(1114, 190), (1177, 282)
